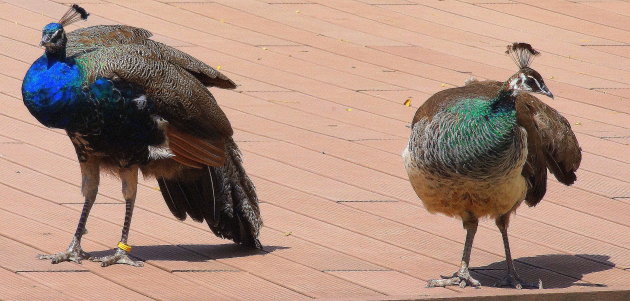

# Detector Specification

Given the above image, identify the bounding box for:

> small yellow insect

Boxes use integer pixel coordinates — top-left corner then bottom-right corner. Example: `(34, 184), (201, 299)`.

(404, 98), (412, 107)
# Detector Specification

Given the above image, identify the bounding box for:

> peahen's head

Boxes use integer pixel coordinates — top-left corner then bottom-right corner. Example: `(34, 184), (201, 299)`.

(505, 43), (553, 99)
(40, 5), (89, 54)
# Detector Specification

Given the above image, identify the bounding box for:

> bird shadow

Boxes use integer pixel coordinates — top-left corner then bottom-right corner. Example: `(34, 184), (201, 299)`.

(471, 254), (615, 289)
(89, 243), (289, 262)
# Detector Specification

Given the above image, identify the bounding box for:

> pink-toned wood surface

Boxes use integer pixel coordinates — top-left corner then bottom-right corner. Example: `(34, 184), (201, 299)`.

(1, 0), (629, 300)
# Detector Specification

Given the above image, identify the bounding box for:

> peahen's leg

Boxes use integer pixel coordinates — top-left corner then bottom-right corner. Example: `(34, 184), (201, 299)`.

(91, 166), (143, 267)
(39, 160), (99, 264)
(494, 213), (542, 289)
(427, 213), (481, 288)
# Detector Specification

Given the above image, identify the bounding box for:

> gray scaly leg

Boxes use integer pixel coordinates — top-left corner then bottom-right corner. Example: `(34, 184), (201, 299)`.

(39, 160), (100, 264)
(91, 166), (143, 267)
(427, 214), (481, 288)
(494, 213), (542, 289)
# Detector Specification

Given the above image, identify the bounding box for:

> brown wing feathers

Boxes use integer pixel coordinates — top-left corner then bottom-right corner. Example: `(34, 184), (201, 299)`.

(167, 126), (226, 168)
(67, 25), (235, 89)
(517, 95), (581, 206)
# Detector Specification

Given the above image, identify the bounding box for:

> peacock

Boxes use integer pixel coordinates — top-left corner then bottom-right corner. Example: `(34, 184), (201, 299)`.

(402, 43), (581, 288)
(22, 5), (262, 267)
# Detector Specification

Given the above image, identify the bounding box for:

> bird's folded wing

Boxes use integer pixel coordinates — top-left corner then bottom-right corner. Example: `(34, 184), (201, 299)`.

(142, 40), (236, 89)
(167, 126), (226, 168)
(517, 95), (582, 206)
(68, 25), (235, 89)
(67, 25), (152, 53)
(80, 45), (234, 136)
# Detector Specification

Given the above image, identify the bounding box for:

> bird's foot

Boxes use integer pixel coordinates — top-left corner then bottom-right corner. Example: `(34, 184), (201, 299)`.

(494, 273), (542, 289)
(91, 249), (143, 267)
(38, 246), (90, 264)
(427, 269), (481, 288)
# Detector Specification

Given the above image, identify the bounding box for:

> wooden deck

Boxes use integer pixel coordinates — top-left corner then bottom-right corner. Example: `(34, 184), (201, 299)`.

(1, 0), (630, 300)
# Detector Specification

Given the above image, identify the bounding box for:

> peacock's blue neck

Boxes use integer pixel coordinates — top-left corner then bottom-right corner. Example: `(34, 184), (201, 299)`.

(22, 53), (84, 129)
(44, 47), (67, 63)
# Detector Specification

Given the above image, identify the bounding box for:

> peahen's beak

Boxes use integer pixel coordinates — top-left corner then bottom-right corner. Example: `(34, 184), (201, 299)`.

(540, 84), (554, 99)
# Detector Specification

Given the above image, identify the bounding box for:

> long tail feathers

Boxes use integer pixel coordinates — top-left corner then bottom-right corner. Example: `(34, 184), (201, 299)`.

(158, 138), (262, 249)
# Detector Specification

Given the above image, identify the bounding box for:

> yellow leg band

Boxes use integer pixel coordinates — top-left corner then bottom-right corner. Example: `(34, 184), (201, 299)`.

(117, 242), (132, 253)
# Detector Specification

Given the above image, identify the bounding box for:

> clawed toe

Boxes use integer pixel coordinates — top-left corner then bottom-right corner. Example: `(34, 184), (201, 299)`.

(427, 271), (481, 288)
(38, 248), (90, 264)
(495, 274), (542, 289)
(91, 250), (143, 267)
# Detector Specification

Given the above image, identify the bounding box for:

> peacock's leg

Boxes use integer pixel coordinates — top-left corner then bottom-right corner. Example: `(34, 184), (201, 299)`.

(494, 213), (542, 289)
(427, 214), (481, 288)
(91, 166), (143, 267)
(39, 160), (99, 264)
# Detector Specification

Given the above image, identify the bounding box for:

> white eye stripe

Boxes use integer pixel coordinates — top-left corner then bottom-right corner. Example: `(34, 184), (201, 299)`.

(520, 74), (529, 86)
(49, 30), (62, 40)
(528, 76), (544, 90)
(508, 77), (520, 88)
(519, 73), (533, 91)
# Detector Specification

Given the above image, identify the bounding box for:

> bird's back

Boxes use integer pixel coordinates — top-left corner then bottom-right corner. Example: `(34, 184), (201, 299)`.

(67, 25), (235, 89)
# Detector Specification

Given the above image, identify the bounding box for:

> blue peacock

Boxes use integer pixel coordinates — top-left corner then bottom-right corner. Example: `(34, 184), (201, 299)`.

(22, 5), (262, 267)
(403, 43), (582, 289)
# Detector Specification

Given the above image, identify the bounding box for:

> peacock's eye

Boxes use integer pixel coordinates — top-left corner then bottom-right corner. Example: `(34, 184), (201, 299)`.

(49, 30), (63, 42)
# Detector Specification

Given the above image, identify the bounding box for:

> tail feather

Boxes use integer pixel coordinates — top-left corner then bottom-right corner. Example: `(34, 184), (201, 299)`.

(157, 178), (187, 221)
(156, 137), (262, 248)
(178, 180), (207, 223)
(209, 138), (262, 248)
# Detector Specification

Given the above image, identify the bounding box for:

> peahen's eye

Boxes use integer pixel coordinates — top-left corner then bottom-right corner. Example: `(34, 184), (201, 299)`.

(525, 77), (537, 88)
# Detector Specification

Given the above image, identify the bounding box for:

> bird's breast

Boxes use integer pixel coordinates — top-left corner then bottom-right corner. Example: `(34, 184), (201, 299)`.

(22, 55), (84, 128)
(408, 103), (524, 180)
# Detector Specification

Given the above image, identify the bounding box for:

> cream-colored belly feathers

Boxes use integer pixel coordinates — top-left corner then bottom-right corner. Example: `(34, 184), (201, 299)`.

(402, 146), (528, 219)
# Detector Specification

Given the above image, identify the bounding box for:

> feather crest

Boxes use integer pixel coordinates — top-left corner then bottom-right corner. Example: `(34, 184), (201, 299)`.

(59, 4), (89, 27)
(506, 42), (539, 69)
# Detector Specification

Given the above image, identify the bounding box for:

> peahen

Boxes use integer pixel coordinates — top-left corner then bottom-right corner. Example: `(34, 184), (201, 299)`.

(22, 5), (262, 267)
(403, 43), (581, 288)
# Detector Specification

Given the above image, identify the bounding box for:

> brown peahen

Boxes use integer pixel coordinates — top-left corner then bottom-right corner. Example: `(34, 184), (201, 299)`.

(22, 5), (262, 267)
(402, 43), (581, 288)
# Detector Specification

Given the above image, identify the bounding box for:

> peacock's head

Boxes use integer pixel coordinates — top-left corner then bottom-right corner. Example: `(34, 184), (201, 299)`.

(505, 43), (553, 99)
(40, 23), (67, 51)
(40, 5), (89, 54)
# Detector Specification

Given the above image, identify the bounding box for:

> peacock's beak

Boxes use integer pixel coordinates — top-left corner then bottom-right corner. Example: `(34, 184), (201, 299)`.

(40, 32), (56, 47)
(40, 36), (53, 47)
